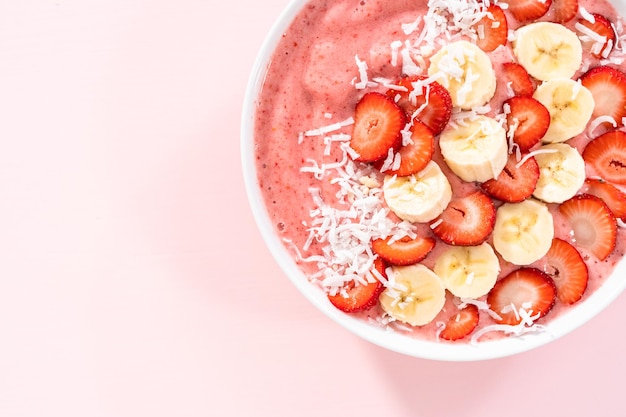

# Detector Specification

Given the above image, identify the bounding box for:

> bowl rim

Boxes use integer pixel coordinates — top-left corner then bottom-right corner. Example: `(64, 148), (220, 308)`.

(240, 0), (626, 361)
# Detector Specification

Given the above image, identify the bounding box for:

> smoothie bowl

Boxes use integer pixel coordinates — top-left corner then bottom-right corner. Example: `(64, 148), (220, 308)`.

(242, 0), (626, 361)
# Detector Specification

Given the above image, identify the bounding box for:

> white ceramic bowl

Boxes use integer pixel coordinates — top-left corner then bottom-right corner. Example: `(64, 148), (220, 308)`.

(241, 0), (626, 361)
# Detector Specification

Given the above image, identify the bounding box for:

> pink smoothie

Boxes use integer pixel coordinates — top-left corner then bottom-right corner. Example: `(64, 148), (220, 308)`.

(253, 0), (626, 343)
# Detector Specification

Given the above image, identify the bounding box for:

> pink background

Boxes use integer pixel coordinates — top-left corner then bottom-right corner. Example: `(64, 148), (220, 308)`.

(1, 0), (625, 416)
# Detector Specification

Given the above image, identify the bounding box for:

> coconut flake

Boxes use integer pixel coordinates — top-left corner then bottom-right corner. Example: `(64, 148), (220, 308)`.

(515, 148), (558, 169)
(587, 115), (618, 136)
(354, 55), (370, 89)
(580, 6), (595, 23)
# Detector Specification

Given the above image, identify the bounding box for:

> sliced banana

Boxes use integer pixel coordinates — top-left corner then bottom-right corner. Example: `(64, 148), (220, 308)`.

(493, 199), (554, 265)
(533, 78), (594, 143)
(439, 115), (508, 182)
(383, 161), (452, 223)
(513, 22), (582, 81)
(427, 40), (496, 109)
(379, 264), (446, 326)
(533, 143), (586, 203)
(433, 243), (500, 299)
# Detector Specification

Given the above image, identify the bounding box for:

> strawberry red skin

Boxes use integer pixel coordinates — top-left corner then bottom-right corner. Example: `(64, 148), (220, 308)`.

(579, 66), (626, 127)
(387, 76), (452, 135)
(578, 14), (616, 58)
(507, 0), (552, 22)
(475, 5), (508, 53)
(551, 0), (578, 23)
(430, 190), (496, 246)
(582, 130), (626, 186)
(481, 152), (540, 203)
(487, 268), (557, 326)
(440, 304), (480, 341)
(327, 257), (386, 313)
(502, 62), (535, 97)
(539, 238), (589, 305)
(582, 178), (626, 219)
(383, 120), (435, 177)
(372, 235), (435, 266)
(559, 194), (617, 261)
(505, 96), (550, 151)
(350, 92), (406, 162)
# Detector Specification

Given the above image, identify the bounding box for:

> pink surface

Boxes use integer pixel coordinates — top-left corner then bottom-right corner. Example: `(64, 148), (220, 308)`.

(0, 1), (625, 416)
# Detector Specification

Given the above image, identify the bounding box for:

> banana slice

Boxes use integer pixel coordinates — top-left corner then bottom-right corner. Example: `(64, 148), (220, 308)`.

(383, 161), (452, 223)
(427, 40), (496, 109)
(533, 143), (586, 203)
(433, 242), (500, 299)
(533, 78), (594, 143)
(493, 199), (554, 265)
(439, 115), (508, 182)
(379, 264), (446, 326)
(513, 22), (582, 81)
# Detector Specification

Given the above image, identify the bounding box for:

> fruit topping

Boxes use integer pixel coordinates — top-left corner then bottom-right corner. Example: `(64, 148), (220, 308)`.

(540, 238), (589, 305)
(434, 243), (500, 299)
(576, 13), (616, 58)
(430, 190), (496, 246)
(481, 152), (540, 203)
(379, 264), (446, 326)
(551, 0), (579, 23)
(383, 161), (452, 223)
(579, 65), (626, 127)
(380, 120), (434, 176)
(501, 62), (535, 97)
(581, 178), (626, 219)
(493, 199), (554, 266)
(508, 0), (552, 22)
(582, 129), (626, 185)
(474, 4), (509, 53)
(427, 41), (496, 109)
(559, 194), (617, 261)
(350, 92), (406, 162)
(439, 304), (480, 341)
(532, 143), (586, 204)
(327, 257), (386, 313)
(387, 76), (452, 135)
(439, 115), (508, 182)
(371, 235), (436, 266)
(532, 78), (594, 143)
(504, 96), (550, 151)
(487, 267), (557, 326)
(514, 22), (582, 81)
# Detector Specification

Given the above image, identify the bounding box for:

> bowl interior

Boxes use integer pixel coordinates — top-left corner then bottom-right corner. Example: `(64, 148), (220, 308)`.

(241, 0), (626, 361)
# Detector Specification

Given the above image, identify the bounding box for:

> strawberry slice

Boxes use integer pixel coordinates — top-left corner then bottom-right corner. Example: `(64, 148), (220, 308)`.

(371, 235), (435, 266)
(581, 178), (626, 219)
(507, 0), (552, 22)
(502, 62), (535, 97)
(551, 0), (578, 23)
(474, 4), (508, 53)
(487, 268), (557, 326)
(579, 65), (626, 127)
(350, 92), (406, 162)
(327, 257), (386, 312)
(481, 152), (540, 203)
(430, 190), (496, 246)
(386, 76), (452, 135)
(559, 194), (617, 261)
(582, 130), (626, 185)
(439, 304), (480, 341)
(382, 120), (434, 176)
(504, 96), (550, 151)
(577, 14), (616, 58)
(540, 238), (589, 305)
